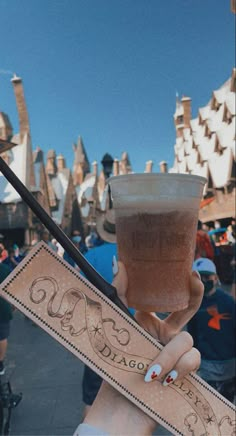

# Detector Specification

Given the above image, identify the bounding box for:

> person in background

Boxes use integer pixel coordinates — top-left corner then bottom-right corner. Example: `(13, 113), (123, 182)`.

(0, 263), (13, 375)
(195, 220), (214, 260)
(0, 243), (8, 263)
(63, 235), (82, 270)
(188, 257), (235, 402)
(82, 209), (118, 417)
(2, 245), (24, 272)
(230, 223), (236, 299)
(71, 230), (87, 255)
(85, 229), (103, 249)
(40, 230), (57, 252)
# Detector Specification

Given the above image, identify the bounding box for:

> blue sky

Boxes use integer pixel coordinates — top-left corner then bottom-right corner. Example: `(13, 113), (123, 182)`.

(0, 0), (234, 173)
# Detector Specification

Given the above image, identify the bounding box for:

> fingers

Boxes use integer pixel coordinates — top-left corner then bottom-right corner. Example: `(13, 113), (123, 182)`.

(112, 259), (128, 306)
(144, 331), (193, 382)
(162, 347), (201, 387)
(164, 271), (204, 333)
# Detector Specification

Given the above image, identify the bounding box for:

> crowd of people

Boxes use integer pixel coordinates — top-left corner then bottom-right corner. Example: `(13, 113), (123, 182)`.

(0, 215), (235, 434)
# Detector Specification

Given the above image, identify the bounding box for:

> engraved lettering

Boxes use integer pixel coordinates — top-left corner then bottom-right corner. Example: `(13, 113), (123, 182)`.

(137, 362), (145, 371)
(99, 344), (112, 358)
(194, 396), (202, 407)
(117, 356), (128, 367)
(110, 352), (118, 362)
(173, 380), (187, 393)
(186, 389), (194, 400)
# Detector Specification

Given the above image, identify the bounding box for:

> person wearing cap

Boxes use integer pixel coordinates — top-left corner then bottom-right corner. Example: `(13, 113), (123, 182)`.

(84, 210), (117, 282)
(81, 209), (119, 417)
(188, 257), (235, 402)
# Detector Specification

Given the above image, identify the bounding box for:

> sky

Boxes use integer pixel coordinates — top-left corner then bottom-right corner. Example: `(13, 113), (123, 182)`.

(0, 0), (235, 174)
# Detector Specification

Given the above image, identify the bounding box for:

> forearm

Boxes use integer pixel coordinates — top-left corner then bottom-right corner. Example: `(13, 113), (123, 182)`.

(83, 381), (156, 435)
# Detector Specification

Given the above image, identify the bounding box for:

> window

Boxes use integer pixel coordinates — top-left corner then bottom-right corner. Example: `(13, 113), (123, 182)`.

(177, 115), (184, 124)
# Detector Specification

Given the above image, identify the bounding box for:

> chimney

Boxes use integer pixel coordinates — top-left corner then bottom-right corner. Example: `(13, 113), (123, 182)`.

(230, 68), (236, 92)
(174, 94), (184, 138)
(92, 161), (98, 177)
(231, 0), (236, 13)
(159, 161), (168, 173)
(57, 154), (66, 171)
(11, 74), (30, 141)
(144, 160), (153, 173)
(46, 149), (57, 175)
(181, 96), (192, 129)
(0, 112), (13, 140)
(113, 158), (119, 176)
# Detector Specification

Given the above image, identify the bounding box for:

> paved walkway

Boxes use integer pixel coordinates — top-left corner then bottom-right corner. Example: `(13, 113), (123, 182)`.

(6, 311), (170, 436)
(6, 311), (84, 436)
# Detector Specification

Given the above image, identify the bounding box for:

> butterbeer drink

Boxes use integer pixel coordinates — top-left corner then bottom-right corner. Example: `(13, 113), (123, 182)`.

(108, 174), (206, 312)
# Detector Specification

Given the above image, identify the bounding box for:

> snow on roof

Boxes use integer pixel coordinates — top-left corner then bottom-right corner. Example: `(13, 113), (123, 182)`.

(76, 174), (96, 203)
(50, 170), (70, 224)
(213, 88), (227, 105)
(206, 105), (224, 132)
(171, 72), (235, 190)
(199, 106), (210, 121)
(186, 149), (198, 171)
(34, 161), (41, 187)
(177, 160), (187, 173)
(183, 128), (191, 140)
(0, 133), (34, 203)
(225, 92), (236, 115)
(174, 100), (184, 117)
(192, 163), (208, 195)
(176, 147), (185, 162)
(190, 118), (199, 132)
(184, 137), (193, 155)
(212, 78), (231, 102)
(99, 185), (109, 211)
(192, 125), (205, 145)
(198, 134), (216, 161)
(76, 174), (96, 218)
(216, 118), (235, 149)
(208, 148), (233, 188)
(11, 133), (20, 144)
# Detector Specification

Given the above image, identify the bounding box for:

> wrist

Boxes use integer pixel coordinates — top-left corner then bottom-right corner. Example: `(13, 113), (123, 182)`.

(84, 382), (156, 435)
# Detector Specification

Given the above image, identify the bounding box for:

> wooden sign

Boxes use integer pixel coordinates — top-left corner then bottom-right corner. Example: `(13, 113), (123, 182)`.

(0, 242), (235, 435)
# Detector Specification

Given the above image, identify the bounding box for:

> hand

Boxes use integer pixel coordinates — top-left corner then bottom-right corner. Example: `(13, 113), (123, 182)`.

(80, 261), (203, 435)
(112, 260), (203, 387)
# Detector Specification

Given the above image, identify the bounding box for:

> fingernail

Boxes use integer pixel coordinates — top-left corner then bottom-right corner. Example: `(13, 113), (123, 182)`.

(192, 270), (201, 280)
(144, 364), (162, 382)
(163, 370), (178, 387)
(112, 256), (118, 276)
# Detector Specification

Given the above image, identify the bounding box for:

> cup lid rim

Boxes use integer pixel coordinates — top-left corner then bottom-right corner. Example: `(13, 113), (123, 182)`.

(108, 173), (207, 185)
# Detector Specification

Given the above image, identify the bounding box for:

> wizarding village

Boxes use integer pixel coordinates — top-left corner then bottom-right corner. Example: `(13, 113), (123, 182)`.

(0, 1), (235, 435)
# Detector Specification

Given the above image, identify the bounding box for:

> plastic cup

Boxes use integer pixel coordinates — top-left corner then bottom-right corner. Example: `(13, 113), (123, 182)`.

(108, 173), (206, 312)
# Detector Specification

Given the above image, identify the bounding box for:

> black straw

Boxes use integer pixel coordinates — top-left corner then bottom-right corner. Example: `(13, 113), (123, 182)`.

(0, 156), (134, 320)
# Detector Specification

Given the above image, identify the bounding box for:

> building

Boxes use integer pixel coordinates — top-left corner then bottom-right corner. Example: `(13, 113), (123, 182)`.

(170, 68), (236, 224)
(1, 67), (235, 248)
(0, 75), (42, 246)
(0, 75), (84, 247)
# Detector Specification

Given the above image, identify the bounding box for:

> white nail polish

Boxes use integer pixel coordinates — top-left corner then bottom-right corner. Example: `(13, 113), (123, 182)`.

(112, 256), (118, 276)
(163, 370), (178, 387)
(144, 364), (162, 382)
